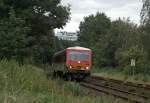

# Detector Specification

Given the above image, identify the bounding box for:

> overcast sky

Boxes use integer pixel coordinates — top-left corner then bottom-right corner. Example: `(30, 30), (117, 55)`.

(55, 0), (142, 32)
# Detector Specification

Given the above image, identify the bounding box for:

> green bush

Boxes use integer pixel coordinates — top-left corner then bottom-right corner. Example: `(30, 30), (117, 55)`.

(116, 46), (150, 75)
(123, 63), (150, 75)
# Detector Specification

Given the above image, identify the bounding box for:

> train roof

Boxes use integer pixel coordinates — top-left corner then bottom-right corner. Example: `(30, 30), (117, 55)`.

(53, 46), (91, 58)
(53, 49), (66, 57)
(67, 46), (91, 51)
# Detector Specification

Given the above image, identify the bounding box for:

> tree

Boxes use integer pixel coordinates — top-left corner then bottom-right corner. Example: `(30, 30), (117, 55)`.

(109, 19), (142, 66)
(0, 0), (70, 64)
(94, 19), (141, 67)
(78, 12), (111, 67)
(0, 0), (70, 29)
(140, 0), (150, 60)
(0, 8), (30, 64)
(141, 0), (150, 24)
(78, 12), (111, 48)
(78, 15), (143, 68)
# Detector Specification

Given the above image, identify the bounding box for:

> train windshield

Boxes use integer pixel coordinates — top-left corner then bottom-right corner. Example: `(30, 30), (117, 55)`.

(69, 51), (89, 61)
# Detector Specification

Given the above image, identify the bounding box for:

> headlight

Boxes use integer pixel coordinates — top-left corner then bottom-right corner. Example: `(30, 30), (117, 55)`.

(70, 66), (72, 69)
(86, 67), (89, 69)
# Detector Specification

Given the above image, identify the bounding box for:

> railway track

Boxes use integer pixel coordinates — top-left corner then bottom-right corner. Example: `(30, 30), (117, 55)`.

(80, 76), (150, 103)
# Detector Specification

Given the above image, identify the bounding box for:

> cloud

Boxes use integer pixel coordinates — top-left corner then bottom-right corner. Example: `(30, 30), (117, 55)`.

(56, 0), (142, 32)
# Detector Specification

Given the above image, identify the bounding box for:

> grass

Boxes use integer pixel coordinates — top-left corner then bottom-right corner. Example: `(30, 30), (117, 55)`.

(93, 67), (150, 84)
(0, 60), (128, 103)
(0, 60), (49, 103)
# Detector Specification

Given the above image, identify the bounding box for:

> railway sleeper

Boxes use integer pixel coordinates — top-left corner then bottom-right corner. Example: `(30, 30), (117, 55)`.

(81, 82), (150, 103)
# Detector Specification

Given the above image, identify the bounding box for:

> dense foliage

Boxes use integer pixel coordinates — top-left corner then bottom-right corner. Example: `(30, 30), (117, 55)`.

(78, 11), (150, 75)
(0, 0), (70, 64)
(141, 0), (150, 24)
(0, 8), (30, 64)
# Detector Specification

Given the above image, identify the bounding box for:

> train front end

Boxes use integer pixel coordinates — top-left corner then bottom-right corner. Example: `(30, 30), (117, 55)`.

(66, 47), (92, 79)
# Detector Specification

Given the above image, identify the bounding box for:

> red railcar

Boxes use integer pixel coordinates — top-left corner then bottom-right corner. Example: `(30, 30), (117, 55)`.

(52, 46), (92, 80)
(66, 47), (92, 72)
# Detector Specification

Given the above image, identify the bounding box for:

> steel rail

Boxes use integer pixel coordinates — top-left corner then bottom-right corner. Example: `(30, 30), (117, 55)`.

(88, 77), (150, 98)
(80, 77), (150, 103)
(91, 76), (150, 90)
